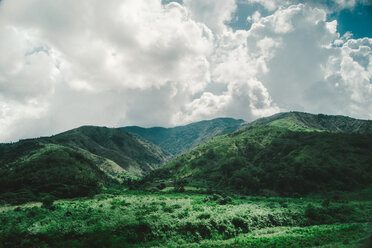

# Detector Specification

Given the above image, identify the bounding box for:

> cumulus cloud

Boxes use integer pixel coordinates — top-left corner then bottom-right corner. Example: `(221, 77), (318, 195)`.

(183, 0), (237, 34)
(0, 0), (214, 141)
(323, 37), (372, 118)
(244, 0), (291, 11)
(242, 0), (371, 12)
(0, 0), (371, 142)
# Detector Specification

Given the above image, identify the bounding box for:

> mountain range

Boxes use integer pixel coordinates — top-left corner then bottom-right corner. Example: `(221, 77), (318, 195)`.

(0, 118), (244, 204)
(121, 117), (244, 156)
(143, 112), (372, 196)
(0, 112), (371, 204)
(0, 126), (166, 204)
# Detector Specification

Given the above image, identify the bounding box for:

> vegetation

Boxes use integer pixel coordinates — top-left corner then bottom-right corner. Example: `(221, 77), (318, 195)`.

(249, 111), (372, 133)
(0, 190), (370, 247)
(122, 117), (244, 156)
(1, 112), (372, 247)
(143, 115), (372, 196)
(0, 127), (169, 205)
(0, 144), (114, 205)
(43, 126), (169, 174)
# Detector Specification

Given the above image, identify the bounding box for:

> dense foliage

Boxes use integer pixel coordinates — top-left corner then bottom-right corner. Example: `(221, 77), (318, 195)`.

(0, 144), (113, 205)
(0, 191), (370, 247)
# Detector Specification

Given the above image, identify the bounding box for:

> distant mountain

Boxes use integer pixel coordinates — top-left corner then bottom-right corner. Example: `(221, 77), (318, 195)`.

(0, 127), (168, 204)
(248, 111), (372, 133)
(143, 112), (372, 196)
(122, 118), (245, 156)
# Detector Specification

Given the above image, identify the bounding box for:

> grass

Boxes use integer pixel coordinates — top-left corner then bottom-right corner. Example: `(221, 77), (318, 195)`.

(0, 190), (371, 247)
(187, 223), (370, 248)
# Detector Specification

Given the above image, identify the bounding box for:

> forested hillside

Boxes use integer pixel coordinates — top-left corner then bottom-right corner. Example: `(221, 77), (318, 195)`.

(122, 118), (244, 156)
(143, 113), (372, 196)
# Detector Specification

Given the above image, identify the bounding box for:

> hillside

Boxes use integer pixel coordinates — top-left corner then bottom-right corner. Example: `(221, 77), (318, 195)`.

(122, 117), (244, 156)
(1, 113), (371, 247)
(42, 126), (169, 174)
(0, 143), (116, 204)
(248, 111), (372, 133)
(0, 126), (169, 204)
(143, 112), (372, 196)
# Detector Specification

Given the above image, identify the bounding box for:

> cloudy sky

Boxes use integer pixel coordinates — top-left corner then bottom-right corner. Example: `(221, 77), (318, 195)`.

(0, 0), (371, 142)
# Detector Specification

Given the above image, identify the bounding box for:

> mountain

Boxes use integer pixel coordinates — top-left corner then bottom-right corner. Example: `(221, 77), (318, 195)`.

(248, 111), (372, 133)
(42, 126), (169, 174)
(122, 117), (245, 156)
(143, 112), (372, 196)
(0, 126), (168, 204)
(0, 142), (115, 204)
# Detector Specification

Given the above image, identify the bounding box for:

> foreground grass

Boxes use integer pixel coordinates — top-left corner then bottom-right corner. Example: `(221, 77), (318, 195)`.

(184, 224), (371, 248)
(0, 191), (371, 247)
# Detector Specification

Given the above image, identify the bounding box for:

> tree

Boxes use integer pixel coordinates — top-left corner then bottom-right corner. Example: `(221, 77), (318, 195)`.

(173, 179), (187, 192)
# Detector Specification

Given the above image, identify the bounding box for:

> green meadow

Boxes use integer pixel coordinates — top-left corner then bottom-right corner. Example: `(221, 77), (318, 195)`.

(1, 188), (371, 247)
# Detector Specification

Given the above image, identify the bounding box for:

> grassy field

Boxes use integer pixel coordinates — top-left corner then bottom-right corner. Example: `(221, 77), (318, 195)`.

(0, 188), (371, 247)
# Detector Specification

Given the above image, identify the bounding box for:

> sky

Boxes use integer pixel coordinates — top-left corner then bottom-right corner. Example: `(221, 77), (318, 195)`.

(0, 0), (371, 142)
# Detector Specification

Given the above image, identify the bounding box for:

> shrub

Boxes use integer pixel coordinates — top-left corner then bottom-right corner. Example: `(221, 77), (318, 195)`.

(173, 180), (187, 192)
(231, 217), (248, 232)
(157, 183), (166, 190)
(197, 213), (211, 220)
(218, 196), (232, 205)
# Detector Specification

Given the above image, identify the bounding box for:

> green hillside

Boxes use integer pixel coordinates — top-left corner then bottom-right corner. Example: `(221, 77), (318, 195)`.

(249, 111), (372, 133)
(43, 126), (169, 174)
(122, 118), (244, 156)
(0, 143), (115, 204)
(143, 113), (372, 196)
(1, 112), (371, 247)
(0, 127), (169, 204)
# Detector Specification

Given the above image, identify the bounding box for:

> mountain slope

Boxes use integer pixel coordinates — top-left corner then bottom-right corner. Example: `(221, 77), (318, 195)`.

(43, 126), (169, 174)
(143, 112), (372, 196)
(0, 126), (169, 204)
(122, 117), (244, 156)
(0, 143), (116, 204)
(248, 111), (372, 133)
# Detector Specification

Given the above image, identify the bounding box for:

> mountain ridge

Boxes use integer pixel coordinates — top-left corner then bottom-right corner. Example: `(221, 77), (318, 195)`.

(0, 126), (169, 204)
(122, 117), (245, 156)
(141, 112), (372, 196)
(42, 125), (169, 174)
(247, 111), (372, 133)
(2, 111), (372, 204)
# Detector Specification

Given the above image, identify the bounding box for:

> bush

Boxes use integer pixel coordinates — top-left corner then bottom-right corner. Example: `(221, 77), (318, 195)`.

(157, 183), (166, 190)
(231, 217), (249, 232)
(218, 196), (232, 205)
(173, 180), (187, 192)
(305, 203), (357, 225)
(197, 213), (211, 220)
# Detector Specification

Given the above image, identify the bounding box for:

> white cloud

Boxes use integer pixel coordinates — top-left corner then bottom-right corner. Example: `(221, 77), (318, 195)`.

(0, 0), (215, 141)
(244, 0), (291, 11)
(242, 0), (371, 13)
(326, 37), (372, 118)
(0, 0), (371, 142)
(183, 0), (237, 34)
(334, 0), (357, 9)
